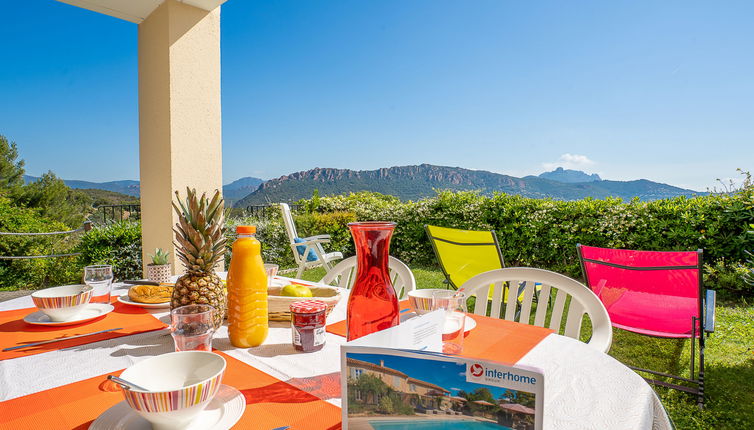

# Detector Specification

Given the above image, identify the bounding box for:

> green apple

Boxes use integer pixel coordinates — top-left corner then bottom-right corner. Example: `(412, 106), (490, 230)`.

(280, 284), (313, 298)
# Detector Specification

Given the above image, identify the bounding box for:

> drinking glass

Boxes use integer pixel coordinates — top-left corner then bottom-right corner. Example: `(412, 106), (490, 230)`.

(84, 265), (114, 304)
(170, 304), (216, 352)
(431, 290), (467, 354)
(264, 263), (279, 287)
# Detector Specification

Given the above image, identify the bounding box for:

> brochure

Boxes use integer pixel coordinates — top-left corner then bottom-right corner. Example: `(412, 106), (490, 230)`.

(340, 314), (544, 430)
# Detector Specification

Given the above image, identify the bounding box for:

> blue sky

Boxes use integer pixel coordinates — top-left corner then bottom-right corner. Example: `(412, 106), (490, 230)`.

(1, 1), (752, 190)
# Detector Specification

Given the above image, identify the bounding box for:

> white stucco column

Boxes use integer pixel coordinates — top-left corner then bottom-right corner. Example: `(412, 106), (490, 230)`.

(138, 0), (223, 276)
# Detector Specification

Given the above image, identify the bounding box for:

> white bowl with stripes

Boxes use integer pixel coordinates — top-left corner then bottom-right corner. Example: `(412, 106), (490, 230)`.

(119, 351), (227, 430)
(31, 284), (93, 322)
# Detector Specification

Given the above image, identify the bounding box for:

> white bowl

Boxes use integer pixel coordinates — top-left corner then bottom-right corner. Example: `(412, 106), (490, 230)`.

(119, 351), (226, 430)
(31, 284), (93, 322)
(407, 288), (449, 315)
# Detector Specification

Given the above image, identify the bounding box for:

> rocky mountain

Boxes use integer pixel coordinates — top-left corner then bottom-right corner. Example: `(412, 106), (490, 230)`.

(234, 164), (703, 207)
(223, 177), (265, 204)
(539, 167), (601, 183)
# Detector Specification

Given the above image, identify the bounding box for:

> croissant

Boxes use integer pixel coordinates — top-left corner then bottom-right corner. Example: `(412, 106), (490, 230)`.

(128, 284), (173, 304)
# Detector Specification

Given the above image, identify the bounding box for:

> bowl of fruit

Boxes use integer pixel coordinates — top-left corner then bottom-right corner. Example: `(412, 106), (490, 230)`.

(267, 282), (341, 321)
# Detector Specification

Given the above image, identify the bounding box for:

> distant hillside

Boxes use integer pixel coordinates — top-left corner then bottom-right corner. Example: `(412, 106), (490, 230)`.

(80, 189), (140, 206)
(24, 175), (140, 197)
(24, 175), (264, 203)
(539, 167), (601, 183)
(223, 177), (264, 204)
(234, 164), (703, 207)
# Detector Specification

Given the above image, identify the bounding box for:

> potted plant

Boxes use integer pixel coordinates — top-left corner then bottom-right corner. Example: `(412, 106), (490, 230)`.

(147, 248), (172, 283)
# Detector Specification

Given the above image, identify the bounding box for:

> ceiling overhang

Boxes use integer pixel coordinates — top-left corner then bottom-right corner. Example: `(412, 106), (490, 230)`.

(56, 0), (227, 23)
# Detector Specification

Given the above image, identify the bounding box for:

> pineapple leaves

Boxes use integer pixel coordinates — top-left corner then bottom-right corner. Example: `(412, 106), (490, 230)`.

(172, 187), (226, 273)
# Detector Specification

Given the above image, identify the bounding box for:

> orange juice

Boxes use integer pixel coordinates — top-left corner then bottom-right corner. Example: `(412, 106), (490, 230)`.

(227, 225), (268, 347)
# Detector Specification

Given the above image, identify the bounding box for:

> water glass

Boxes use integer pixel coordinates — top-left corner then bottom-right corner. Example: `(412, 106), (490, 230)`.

(84, 265), (114, 304)
(431, 290), (467, 354)
(264, 263), (279, 287)
(170, 305), (216, 352)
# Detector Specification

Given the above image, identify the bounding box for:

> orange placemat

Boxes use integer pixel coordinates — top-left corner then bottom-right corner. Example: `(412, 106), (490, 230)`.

(0, 351), (342, 430)
(327, 301), (553, 365)
(0, 300), (167, 361)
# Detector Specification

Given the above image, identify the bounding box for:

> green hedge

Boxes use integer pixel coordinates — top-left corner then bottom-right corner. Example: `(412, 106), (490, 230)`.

(75, 221), (143, 281)
(230, 187), (754, 296)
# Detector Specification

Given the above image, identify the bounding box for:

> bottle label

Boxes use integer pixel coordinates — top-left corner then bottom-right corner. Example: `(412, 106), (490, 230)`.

(293, 327), (302, 346)
(313, 327), (325, 346)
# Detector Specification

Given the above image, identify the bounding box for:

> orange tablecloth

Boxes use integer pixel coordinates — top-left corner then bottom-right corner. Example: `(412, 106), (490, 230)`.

(0, 351), (342, 430)
(0, 300), (167, 361)
(327, 300), (553, 364)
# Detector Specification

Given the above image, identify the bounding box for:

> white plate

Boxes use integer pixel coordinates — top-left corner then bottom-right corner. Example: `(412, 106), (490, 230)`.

(23, 303), (115, 326)
(89, 384), (245, 430)
(464, 315), (477, 332)
(401, 311), (476, 333)
(117, 294), (171, 309)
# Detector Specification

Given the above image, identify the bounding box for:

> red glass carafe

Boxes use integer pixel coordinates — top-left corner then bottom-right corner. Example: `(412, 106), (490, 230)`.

(346, 222), (400, 341)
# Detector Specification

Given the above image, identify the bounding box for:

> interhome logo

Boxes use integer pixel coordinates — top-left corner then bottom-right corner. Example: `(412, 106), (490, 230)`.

(470, 363), (484, 377)
(467, 363), (538, 386)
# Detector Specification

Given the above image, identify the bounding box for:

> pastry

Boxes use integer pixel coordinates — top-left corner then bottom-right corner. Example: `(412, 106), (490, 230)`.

(128, 284), (173, 304)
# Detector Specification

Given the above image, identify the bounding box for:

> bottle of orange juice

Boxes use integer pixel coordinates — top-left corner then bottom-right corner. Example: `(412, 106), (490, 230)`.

(227, 225), (268, 347)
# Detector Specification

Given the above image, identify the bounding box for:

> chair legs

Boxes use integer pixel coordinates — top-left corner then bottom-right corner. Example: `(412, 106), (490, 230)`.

(630, 317), (706, 409)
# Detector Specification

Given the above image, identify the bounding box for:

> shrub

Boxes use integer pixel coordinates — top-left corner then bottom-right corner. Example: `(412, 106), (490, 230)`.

(225, 214), (293, 268)
(294, 185), (754, 296)
(75, 221), (143, 281)
(0, 197), (81, 290)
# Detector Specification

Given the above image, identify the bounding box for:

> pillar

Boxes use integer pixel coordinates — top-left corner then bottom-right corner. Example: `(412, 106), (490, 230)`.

(138, 0), (223, 276)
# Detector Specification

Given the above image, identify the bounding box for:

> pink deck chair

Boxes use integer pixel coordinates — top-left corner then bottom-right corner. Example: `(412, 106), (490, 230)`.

(577, 244), (716, 408)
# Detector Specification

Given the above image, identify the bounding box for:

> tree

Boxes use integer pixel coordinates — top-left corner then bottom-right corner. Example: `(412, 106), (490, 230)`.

(0, 135), (25, 193)
(472, 387), (495, 403)
(14, 171), (93, 227)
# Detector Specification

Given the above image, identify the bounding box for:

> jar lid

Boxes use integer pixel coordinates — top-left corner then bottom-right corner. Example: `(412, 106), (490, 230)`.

(290, 300), (327, 314)
(236, 225), (256, 234)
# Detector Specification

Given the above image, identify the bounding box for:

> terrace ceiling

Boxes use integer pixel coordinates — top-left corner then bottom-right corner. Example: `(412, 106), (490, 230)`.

(56, 0), (227, 23)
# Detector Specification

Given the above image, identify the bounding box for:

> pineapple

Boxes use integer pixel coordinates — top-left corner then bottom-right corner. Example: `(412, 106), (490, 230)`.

(171, 188), (227, 328)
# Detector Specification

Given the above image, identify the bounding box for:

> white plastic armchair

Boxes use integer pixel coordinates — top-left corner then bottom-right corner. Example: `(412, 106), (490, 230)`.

(459, 267), (613, 353)
(279, 203), (343, 278)
(320, 256), (417, 299)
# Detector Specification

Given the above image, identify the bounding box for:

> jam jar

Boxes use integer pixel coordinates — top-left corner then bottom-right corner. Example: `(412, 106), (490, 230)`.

(290, 300), (328, 352)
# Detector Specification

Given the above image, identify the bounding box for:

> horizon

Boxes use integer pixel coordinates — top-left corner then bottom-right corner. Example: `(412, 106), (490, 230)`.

(3, 1), (753, 191)
(22, 163), (710, 192)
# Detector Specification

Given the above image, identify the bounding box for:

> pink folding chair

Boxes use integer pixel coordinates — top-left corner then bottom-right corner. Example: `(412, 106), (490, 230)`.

(577, 244), (716, 408)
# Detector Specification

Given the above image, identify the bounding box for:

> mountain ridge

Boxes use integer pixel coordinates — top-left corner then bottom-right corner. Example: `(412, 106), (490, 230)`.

(539, 167), (601, 183)
(235, 164), (703, 206)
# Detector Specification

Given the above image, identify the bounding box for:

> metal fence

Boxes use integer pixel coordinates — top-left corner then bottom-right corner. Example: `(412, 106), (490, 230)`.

(244, 203), (303, 218)
(91, 204), (141, 224)
(0, 222), (92, 260)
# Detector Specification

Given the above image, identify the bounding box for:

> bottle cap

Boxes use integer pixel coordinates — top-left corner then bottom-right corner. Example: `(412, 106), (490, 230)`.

(290, 300), (328, 314)
(236, 225), (256, 234)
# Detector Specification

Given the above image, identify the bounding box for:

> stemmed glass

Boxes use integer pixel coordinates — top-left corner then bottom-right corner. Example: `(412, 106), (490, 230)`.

(84, 265), (114, 304)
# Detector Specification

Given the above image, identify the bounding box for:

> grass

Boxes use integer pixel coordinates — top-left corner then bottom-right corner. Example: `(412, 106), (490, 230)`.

(300, 264), (754, 430)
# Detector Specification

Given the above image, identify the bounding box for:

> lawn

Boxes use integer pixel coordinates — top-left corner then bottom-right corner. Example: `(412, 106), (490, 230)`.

(299, 265), (754, 430)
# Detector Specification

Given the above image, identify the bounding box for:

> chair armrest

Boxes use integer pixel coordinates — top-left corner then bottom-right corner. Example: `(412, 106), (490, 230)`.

(303, 234), (331, 241)
(299, 235), (331, 244)
(704, 289), (716, 333)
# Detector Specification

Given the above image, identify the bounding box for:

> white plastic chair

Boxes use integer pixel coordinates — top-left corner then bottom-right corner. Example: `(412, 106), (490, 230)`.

(320, 256), (417, 300)
(459, 267), (613, 353)
(280, 203), (343, 278)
